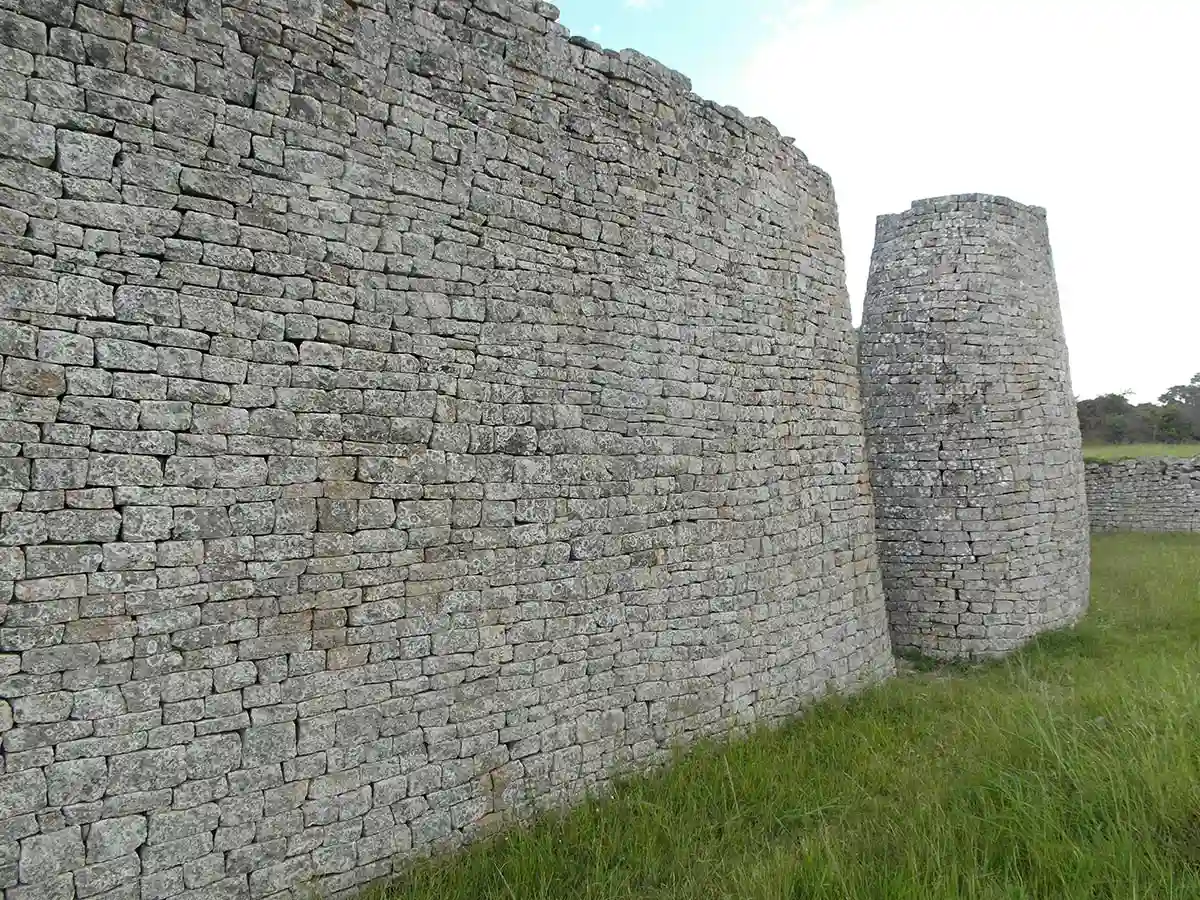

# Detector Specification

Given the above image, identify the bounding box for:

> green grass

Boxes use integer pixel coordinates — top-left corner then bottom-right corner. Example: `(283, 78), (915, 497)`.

(1083, 443), (1200, 462)
(383, 534), (1200, 900)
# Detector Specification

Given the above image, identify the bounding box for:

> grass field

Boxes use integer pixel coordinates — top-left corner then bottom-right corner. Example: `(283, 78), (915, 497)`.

(384, 533), (1200, 900)
(1083, 443), (1200, 461)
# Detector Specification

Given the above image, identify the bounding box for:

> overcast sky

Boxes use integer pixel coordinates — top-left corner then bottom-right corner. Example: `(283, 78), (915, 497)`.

(556, 0), (1199, 402)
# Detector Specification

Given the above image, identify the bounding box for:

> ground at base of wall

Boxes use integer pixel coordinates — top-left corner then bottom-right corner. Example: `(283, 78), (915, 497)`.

(380, 533), (1200, 900)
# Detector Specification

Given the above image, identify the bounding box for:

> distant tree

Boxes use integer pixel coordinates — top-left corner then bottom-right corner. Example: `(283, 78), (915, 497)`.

(1077, 392), (1137, 444)
(1150, 403), (1194, 443)
(1158, 373), (1200, 437)
(1158, 373), (1200, 407)
(1076, 376), (1200, 445)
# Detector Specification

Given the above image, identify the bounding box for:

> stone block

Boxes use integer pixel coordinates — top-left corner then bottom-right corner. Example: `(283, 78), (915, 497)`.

(180, 168), (251, 204)
(0, 115), (54, 166)
(38, 330), (95, 366)
(18, 826), (84, 882)
(46, 758), (108, 805)
(88, 454), (162, 487)
(107, 748), (186, 793)
(2, 359), (66, 397)
(7, 871), (74, 900)
(5, 300), (57, 351)
(0, 511), (47, 546)
(56, 131), (120, 179)
(126, 44), (194, 90)
(0, 769), (46, 819)
(121, 506), (172, 542)
(58, 276), (114, 317)
(74, 853), (141, 898)
(114, 286), (180, 327)
(85, 816), (147, 864)
(242, 722), (296, 767)
(46, 509), (121, 543)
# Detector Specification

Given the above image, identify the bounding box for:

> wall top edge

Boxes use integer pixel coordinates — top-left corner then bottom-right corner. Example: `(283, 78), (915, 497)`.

(1085, 456), (1200, 468)
(874, 194), (1048, 225)
(494, 0), (819, 174)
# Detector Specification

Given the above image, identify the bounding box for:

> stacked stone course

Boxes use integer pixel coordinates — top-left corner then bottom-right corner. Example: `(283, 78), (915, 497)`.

(1086, 458), (1200, 532)
(0, 2), (894, 900)
(859, 194), (1090, 658)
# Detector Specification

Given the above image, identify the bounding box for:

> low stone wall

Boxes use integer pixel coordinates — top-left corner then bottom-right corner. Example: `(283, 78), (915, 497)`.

(1086, 458), (1200, 531)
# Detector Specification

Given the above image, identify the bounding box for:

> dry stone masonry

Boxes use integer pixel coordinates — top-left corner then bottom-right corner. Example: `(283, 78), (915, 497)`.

(0, 2), (895, 899)
(1086, 457), (1200, 532)
(859, 195), (1090, 659)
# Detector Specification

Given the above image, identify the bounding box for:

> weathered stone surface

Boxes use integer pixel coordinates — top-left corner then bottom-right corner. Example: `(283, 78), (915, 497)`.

(107, 749), (185, 794)
(55, 131), (119, 179)
(859, 194), (1090, 659)
(1, 359), (65, 397)
(0, 277), (56, 314)
(112, 287), (179, 327)
(58, 277), (113, 318)
(18, 827), (83, 883)
(0, 10), (48, 54)
(46, 759), (108, 806)
(1086, 457), (1200, 531)
(0, 115), (55, 166)
(0, 770), (46, 819)
(0, 3), (898, 900)
(85, 816), (146, 864)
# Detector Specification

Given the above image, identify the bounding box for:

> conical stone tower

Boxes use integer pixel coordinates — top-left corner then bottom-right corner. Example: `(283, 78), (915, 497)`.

(859, 194), (1090, 658)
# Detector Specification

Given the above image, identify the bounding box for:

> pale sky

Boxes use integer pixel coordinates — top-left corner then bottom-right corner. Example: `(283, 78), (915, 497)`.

(556, 0), (1199, 403)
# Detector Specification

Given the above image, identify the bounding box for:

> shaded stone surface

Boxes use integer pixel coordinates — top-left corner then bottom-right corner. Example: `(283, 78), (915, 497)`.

(859, 194), (1090, 659)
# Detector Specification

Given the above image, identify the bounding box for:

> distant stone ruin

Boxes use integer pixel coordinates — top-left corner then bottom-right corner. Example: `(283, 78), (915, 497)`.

(1086, 458), (1200, 531)
(0, 2), (1087, 899)
(859, 195), (1091, 658)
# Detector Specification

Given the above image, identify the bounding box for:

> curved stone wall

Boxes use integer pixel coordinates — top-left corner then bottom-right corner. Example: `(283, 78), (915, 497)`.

(859, 194), (1089, 658)
(0, 1), (893, 898)
(1086, 458), (1200, 531)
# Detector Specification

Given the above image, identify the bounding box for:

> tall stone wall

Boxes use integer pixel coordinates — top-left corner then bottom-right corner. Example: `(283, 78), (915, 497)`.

(859, 195), (1089, 658)
(1086, 458), (1200, 531)
(0, 2), (893, 899)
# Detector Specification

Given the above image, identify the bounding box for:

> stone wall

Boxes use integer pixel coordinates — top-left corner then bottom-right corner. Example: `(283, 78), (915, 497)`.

(0, 2), (894, 899)
(859, 195), (1090, 658)
(1086, 458), (1200, 531)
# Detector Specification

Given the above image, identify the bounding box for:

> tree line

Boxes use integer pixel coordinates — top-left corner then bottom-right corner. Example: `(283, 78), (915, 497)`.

(1077, 373), (1200, 445)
